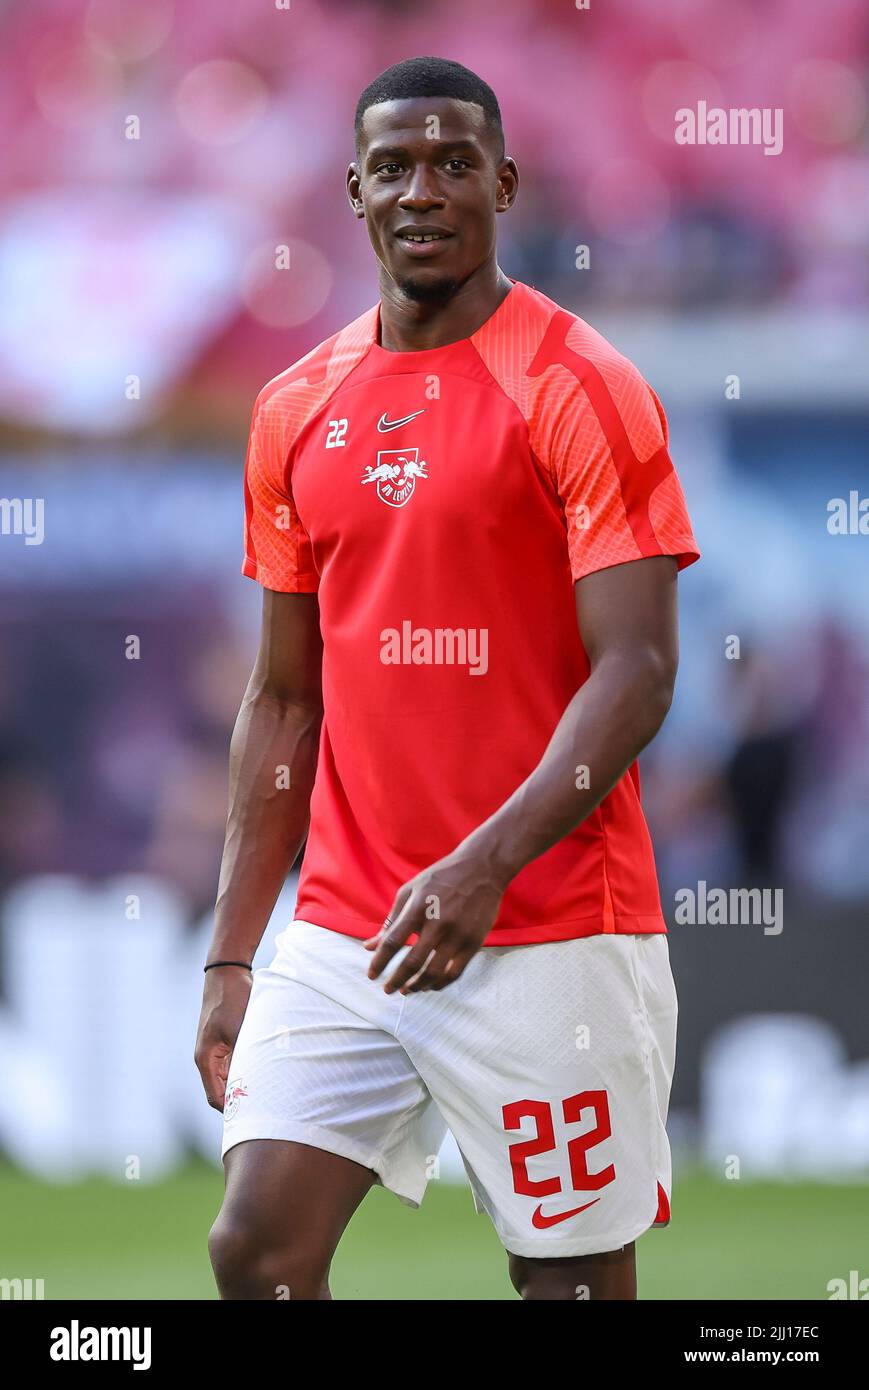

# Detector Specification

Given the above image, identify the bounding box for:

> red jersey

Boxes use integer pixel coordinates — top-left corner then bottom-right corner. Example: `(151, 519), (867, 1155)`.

(242, 279), (699, 945)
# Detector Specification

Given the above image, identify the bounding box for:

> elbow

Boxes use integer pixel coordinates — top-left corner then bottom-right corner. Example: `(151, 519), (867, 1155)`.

(245, 676), (324, 726)
(593, 642), (677, 745)
(640, 646), (678, 736)
(269, 692), (324, 732)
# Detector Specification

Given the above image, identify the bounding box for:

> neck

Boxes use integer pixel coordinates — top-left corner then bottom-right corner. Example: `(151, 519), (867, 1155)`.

(377, 259), (513, 352)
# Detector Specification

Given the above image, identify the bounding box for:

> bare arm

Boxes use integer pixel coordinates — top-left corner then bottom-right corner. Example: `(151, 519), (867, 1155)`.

(367, 555), (680, 993)
(195, 589), (323, 1109)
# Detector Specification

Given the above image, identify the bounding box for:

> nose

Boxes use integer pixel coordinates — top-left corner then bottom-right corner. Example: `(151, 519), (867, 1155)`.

(399, 163), (446, 210)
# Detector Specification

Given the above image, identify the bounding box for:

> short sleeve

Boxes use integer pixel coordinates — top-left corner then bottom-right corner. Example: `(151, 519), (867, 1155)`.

(545, 350), (700, 583)
(242, 390), (319, 592)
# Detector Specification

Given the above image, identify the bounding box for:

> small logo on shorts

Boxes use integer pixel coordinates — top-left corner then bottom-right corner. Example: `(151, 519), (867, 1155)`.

(224, 1079), (248, 1122)
(531, 1198), (599, 1229)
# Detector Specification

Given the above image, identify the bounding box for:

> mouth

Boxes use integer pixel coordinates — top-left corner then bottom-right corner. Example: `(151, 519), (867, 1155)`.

(394, 227), (455, 257)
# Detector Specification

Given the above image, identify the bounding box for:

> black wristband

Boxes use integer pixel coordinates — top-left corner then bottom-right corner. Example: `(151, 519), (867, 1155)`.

(204, 960), (253, 973)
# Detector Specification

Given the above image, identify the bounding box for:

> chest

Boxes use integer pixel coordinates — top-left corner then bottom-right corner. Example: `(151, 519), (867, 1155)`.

(291, 371), (555, 564)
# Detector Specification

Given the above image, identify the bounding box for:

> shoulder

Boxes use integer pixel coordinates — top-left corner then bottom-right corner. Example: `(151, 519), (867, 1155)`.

(251, 302), (379, 444)
(479, 280), (652, 406)
(479, 280), (667, 456)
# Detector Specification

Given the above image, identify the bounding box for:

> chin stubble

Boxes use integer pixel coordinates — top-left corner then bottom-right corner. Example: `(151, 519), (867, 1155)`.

(396, 275), (462, 306)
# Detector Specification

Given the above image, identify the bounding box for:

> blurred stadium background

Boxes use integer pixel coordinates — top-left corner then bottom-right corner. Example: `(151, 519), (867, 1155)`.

(1, 0), (868, 1299)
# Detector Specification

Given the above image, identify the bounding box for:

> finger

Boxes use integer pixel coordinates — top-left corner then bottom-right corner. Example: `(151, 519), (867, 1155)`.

(422, 949), (474, 992)
(393, 946), (439, 994)
(364, 886), (411, 953)
(363, 916), (391, 950)
(194, 1050), (216, 1103)
(383, 926), (443, 994)
(367, 903), (416, 978)
(208, 1073), (226, 1110)
(202, 1047), (231, 1110)
(402, 951), (456, 994)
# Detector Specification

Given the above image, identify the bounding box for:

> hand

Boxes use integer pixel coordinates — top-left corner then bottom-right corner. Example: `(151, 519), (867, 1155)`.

(364, 849), (507, 995)
(193, 966), (253, 1111)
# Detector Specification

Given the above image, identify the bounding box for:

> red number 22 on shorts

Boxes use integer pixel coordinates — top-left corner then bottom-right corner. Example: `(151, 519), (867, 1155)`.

(502, 1090), (616, 1227)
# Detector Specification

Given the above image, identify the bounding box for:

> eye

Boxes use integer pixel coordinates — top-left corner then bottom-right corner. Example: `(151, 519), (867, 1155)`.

(445, 158), (471, 172)
(375, 162), (402, 176)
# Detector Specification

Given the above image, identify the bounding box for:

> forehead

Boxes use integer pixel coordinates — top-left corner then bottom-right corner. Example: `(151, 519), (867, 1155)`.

(359, 96), (491, 154)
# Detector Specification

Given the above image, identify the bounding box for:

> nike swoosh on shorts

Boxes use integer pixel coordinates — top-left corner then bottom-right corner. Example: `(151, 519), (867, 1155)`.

(531, 1198), (600, 1229)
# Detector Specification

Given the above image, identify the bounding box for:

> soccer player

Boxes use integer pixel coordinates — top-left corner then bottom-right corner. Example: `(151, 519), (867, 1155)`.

(195, 55), (700, 1301)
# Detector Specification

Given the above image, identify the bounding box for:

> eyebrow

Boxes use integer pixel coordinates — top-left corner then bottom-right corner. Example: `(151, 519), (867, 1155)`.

(365, 138), (481, 164)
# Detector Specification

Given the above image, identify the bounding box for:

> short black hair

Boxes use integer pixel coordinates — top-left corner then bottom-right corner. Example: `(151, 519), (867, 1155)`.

(354, 56), (505, 161)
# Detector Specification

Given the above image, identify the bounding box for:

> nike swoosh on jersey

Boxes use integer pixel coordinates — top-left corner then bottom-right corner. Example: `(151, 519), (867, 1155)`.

(531, 1198), (600, 1229)
(377, 410), (425, 432)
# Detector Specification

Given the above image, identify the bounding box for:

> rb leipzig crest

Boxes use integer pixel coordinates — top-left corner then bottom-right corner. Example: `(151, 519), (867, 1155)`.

(361, 448), (428, 508)
(224, 1079), (248, 1121)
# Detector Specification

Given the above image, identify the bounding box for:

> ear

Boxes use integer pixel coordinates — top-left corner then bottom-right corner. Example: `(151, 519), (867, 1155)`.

(495, 157), (520, 214)
(346, 163), (365, 219)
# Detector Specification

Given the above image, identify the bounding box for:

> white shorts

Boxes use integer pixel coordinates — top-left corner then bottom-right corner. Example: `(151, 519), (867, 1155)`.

(221, 921), (677, 1258)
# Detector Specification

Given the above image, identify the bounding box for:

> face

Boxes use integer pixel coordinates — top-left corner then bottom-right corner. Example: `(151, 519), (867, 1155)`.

(347, 96), (518, 301)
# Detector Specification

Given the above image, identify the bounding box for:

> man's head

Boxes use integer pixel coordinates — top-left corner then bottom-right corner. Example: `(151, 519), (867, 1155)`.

(348, 56), (518, 304)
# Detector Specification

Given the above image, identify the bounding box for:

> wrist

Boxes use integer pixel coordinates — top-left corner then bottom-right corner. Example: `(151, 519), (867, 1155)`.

(454, 824), (524, 893)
